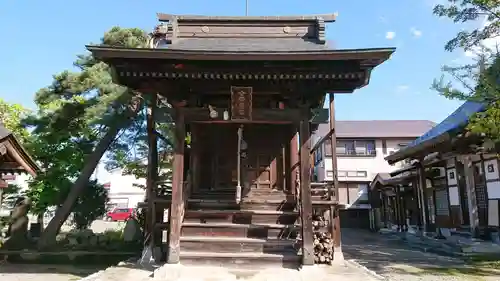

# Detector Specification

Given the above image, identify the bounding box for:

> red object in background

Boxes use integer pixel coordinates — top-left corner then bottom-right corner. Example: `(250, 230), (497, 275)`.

(105, 208), (135, 221)
(103, 182), (111, 189)
(0, 179), (7, 189)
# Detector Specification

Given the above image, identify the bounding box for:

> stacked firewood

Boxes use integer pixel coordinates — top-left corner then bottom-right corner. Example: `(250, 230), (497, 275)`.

(312, 215), (333, 264)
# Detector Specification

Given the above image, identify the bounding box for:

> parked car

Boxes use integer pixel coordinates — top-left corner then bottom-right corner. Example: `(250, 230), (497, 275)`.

(105, 207), (135, 222)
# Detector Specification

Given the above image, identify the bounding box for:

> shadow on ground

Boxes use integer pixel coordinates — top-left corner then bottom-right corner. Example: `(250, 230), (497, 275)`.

(341, 229), (500, 278)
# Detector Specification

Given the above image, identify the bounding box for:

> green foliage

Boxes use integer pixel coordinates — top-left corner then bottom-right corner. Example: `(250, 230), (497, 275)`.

(0, 99), (30, 143)
(433, 0), (500, 51)
(71, 180), (108, 230)
(466, 56), (500, 143)
(432, 0), (500, 147)
(22, 27), (154, 228)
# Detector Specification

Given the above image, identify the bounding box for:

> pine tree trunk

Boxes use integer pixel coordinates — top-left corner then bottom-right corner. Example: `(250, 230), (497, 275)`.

(37, 95), (143, 249)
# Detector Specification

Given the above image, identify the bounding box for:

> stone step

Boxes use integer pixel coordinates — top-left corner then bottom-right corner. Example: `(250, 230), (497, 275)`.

(179, 251), (301, 269)
(184, 209), (299, 224)
(181, 222), (300, 239)
(180, 236), (299, 254)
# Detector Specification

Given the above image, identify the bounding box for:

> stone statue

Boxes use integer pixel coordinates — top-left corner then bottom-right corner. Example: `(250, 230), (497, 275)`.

(2, 197), (32, 250)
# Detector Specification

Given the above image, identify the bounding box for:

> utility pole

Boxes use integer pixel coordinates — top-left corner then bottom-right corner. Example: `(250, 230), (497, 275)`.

(245, 0), (248, 16)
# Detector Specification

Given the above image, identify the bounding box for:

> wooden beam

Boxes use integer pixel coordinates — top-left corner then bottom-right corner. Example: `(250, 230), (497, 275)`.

(299, 115), (314, 266)
(328, 93), (343, 262)
(167, 108), (186, 264)
(289, 130), (298, 195)
(155, 107), (303, 123)
(145, 95), (159, 260)
(156, 107), (329, 124)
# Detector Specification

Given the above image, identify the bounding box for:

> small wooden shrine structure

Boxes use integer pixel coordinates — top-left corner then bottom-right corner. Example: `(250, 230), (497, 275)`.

(372, 101), (500, 240)
(88, 13), (394, 267)
(0, 124), (39, 205)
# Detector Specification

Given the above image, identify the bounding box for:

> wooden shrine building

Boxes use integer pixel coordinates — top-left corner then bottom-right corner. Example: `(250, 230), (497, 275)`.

(0, 124), (39, 205)
(88, 13), (395, 267)
(370, 101), (500, 240)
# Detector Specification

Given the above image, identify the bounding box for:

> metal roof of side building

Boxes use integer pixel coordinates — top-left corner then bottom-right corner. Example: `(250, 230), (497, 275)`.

(385, 101), (486, 164)
(314, 120), (436, 139)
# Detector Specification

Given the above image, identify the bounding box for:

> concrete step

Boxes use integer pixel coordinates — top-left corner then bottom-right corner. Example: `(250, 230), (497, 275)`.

(179, 251), (301, 269)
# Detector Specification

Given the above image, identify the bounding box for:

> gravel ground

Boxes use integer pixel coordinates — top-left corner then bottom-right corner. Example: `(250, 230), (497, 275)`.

(342, 229), (500, 281)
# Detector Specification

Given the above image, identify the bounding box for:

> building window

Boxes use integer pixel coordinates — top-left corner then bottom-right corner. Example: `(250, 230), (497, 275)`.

(337, 170), (367, 177)
(325, 139), (376, 156)
(326, 170), (333, 178)
(382, 140), (387, 154)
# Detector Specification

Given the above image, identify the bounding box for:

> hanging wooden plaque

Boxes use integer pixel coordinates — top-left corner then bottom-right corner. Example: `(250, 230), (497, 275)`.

(230, 86), (253, 121)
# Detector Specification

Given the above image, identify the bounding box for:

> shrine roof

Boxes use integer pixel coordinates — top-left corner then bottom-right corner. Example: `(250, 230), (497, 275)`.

(385, 101), (486, 164)
(87, 45), (395, 62)
(0, 124), (39, 177)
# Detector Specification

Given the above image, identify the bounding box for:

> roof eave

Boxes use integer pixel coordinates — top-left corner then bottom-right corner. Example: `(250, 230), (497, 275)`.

(384, 133), (451, 165)
(86, 45), (396, 62)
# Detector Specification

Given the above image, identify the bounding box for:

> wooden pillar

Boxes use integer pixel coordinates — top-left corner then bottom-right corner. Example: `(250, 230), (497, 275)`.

(328, 93), (343, 261)
(461, 155), (480, 237)
(382, 192), (387, 227)
(417, 163), (430, 233)
(412, 179), (422, 229)
(290, 130), (299, 195)
(191, 124), (200, 194)
(394, 186), (401, 231)
(456, 158), (469, 225)
(145, 94), (159, 258)
(402, 188), (409, 231)
(167, 108), (186, 264)
(479, 153), (489, 232)
(299, 117), (314, 266)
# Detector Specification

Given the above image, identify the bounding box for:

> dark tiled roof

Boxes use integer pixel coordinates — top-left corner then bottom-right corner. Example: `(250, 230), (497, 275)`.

(160, 38), (331, 52)
(315, 120), (436, 139)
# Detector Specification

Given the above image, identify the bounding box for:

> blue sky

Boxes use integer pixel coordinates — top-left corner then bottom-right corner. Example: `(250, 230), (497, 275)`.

(0, 0), (474, 123)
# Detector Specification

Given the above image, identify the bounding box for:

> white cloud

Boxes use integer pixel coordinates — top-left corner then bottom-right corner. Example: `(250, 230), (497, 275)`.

(410, 27), (422, 38)
(464, 20), (500, 58)
(396, 85), (409, 92)
(385, 31), (396, 40)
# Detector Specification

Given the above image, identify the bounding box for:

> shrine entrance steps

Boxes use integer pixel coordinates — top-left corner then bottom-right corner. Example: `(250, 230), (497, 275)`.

(179, 188), (302, 269)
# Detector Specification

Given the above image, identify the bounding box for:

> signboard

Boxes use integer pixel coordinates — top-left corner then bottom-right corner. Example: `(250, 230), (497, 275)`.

(230, 86), (253, 121)
(310, 108), (329, 124)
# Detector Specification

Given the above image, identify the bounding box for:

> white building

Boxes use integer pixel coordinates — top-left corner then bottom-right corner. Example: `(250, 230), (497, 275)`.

(102, 166), (146, 209)
(312, 120), (435, 211)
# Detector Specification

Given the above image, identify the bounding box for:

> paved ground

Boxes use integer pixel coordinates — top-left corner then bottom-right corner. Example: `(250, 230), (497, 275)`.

(0, 263), (106, 281)
(342, 229), (500, 281)
(0, 261), (385, 281)
(3, 225), (500, 280)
